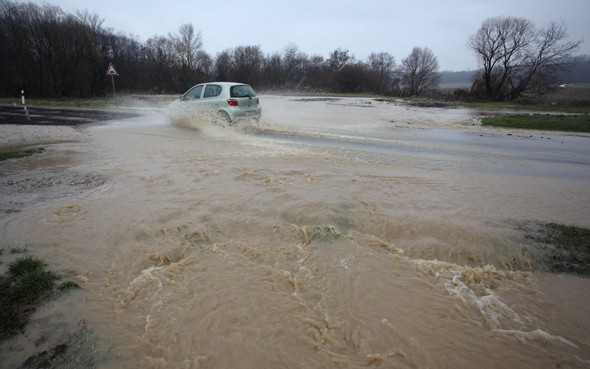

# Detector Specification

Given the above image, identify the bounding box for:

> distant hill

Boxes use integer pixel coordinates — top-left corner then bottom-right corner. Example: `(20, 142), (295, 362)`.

(439, 70), (475, 88)
(439, 55), (590, 89)
(556, 55), (590, 84)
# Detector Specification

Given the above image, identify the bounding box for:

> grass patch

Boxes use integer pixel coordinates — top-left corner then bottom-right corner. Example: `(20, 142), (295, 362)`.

(0, 248), (100, 368)
(9, 255), (46, 277)
(58, 280), (81, 291)
(481, 114), (590, 132)
(469, 102), (590, 114)
(1, 256), (55, 340)
(522, 222), (590, 275)
(0, 147), (45, 161)
(0, 255), (80, 341)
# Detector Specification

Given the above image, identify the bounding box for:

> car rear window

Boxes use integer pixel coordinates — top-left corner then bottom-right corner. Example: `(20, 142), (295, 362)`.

(230, 85), (256, 98)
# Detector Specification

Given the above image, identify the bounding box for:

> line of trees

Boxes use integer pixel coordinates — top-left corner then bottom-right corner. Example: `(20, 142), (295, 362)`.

(0, 0), (441, 98)
(1, 1), (581, 100)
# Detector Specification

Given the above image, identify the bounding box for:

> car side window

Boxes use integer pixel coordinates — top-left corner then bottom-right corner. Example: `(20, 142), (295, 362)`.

(203, 85), (222, 98)
(184, 85), (203, 100)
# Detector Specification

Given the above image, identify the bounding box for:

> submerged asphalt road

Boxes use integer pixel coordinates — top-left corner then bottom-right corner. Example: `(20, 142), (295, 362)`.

(2, 103), (589, 180)
(257, 128), (590, 178)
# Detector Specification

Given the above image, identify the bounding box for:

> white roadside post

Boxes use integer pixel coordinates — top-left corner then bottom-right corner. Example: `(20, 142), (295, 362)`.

(105, 63), (119, 97)
(21, 90), (29, 120)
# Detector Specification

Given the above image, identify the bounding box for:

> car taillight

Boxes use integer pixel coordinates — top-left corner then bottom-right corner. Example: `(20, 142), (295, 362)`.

(227, 99), (238, 106)
(256, 98), (259, 104)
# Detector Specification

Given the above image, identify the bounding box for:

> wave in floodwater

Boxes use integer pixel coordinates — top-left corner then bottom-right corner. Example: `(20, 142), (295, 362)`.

(1, 97), (589, 369)
(94, 223), (589, 369)
(168, 104), (262, 138)
(168, 106), (230, 130)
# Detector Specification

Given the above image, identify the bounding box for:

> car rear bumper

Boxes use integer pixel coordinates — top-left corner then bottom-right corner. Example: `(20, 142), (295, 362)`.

(227, 107), (262, 122)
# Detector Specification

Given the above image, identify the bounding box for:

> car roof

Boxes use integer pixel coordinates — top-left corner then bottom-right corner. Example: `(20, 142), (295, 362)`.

(197, 82), (249, 87)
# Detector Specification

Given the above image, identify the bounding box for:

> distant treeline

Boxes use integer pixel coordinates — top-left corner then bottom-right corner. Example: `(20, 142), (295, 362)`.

(0, 0), (445, 98)
(1, 1), (587, 99)
(439, 56), (590, 87)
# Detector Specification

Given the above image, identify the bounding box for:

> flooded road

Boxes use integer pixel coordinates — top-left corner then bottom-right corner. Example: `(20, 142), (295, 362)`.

(1, 96), (590, 368)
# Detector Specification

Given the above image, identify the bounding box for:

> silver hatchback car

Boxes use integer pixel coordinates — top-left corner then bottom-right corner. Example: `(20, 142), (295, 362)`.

(170, 82), (261, 124)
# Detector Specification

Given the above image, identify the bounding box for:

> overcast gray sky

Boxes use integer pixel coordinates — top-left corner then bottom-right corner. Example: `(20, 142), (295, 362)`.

(22, 0), (590, 71)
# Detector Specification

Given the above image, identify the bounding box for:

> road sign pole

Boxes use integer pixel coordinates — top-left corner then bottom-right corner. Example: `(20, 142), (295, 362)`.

(111, 75), (116, 96)
(105, 63), (119, 97)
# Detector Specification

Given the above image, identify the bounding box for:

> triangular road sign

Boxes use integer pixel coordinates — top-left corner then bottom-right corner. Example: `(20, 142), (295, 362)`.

(106, 63), (119, 76)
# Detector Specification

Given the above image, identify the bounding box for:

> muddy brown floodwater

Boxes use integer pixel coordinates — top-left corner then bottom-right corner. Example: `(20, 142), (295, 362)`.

(1, 96), (590, 368)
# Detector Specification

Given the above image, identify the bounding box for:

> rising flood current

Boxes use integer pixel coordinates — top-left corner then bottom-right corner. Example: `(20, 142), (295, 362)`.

(1, 96), (590, 368)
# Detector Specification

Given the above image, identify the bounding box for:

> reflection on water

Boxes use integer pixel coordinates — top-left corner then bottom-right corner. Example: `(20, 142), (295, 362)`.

(1, 97), (590, 368)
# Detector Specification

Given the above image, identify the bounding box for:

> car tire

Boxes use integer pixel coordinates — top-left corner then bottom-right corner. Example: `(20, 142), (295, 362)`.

(217, 111), (232, 126)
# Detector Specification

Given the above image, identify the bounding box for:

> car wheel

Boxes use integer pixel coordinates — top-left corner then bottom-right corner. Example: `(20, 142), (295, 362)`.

(217, 111), (232, 126)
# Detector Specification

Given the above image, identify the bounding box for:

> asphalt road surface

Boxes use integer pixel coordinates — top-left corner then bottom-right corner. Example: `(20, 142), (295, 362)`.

(0, 105), (137, 125)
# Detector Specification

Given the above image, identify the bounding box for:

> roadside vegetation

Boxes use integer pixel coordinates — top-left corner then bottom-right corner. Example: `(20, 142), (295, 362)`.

(481, 114), (590, 133)
(0, 249), (96, 369)
(0, 147), (45, 161)
(399, 83), (590, 132)
(0, 254), (56, 340)
(467, 102), (590, 114)
(520, 222), (590, 275)
(0, 252), (80, 340)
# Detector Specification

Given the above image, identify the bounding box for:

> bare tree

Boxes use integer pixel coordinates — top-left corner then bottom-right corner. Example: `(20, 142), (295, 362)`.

(170, 23), (203, 69)
(401, 47), (441, 95)
(511, 20), (582, 99)
(194, 50), (213, 77)
(74, 9), (108, 95)
(214, 50), (232, 81)
(262, 51), (284, 89)
(306, 55), (327, 91)
(468, 16), (581, 100)
(226, 45), (264, 85)
(368, 52), (397, 93)
(337, 62), (370, 93)
(75, 9), (104, 34)
(144, 35), (177, 92)
(283, 43), (308, 89)
(327, 48), (352, 71)
(170, 23), (204, 88)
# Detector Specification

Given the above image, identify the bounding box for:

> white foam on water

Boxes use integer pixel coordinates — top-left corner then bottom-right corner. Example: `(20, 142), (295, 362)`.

(492, 328), (579, 349)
